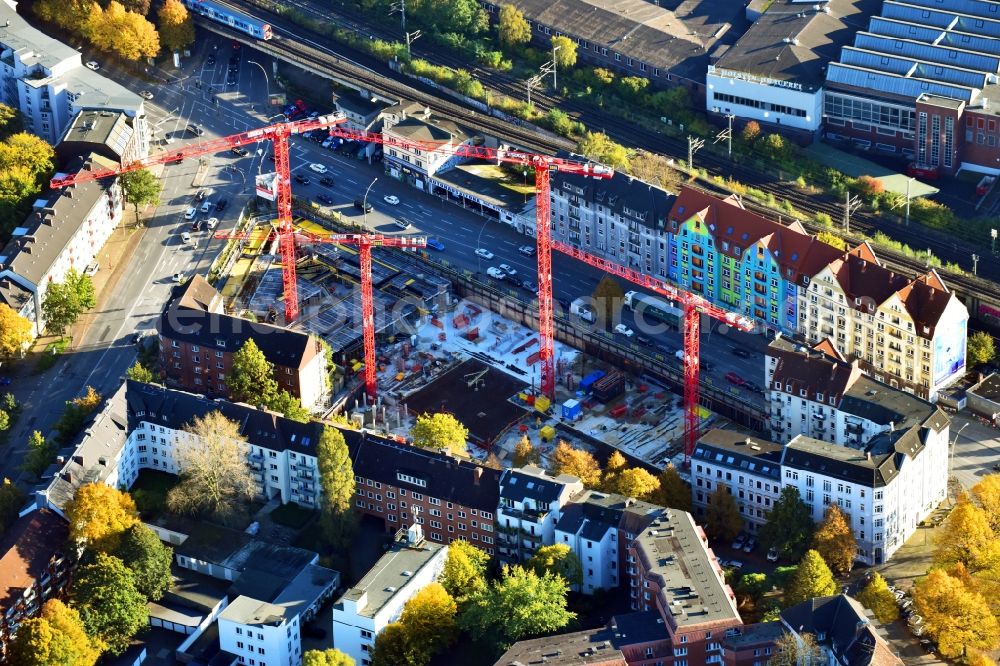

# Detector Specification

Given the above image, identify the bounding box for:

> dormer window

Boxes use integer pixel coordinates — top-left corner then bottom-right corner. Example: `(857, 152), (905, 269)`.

(216, 339), (226, 348)
(816, 393), (824, 401)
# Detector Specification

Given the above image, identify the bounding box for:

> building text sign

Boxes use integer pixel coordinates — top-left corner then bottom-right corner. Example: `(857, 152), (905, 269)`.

(709, 66), (804, 92)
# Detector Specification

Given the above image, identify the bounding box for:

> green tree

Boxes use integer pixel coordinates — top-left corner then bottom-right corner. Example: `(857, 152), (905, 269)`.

(769, 631), (821, 666)
(439, 539), (489, 603)
(652, 464), (692, 511)
(812, 504), (857, 576)
(0, 478), (25, 537)
(759, 486), (814, 561)
(0, 303), (33, 357)
(114, 523), (173, 601)
(126, 361), (155, 383)
(118, 168), (162, 225)
(913, 568), (1000, 660)
(317, 426), (357, 547)
(577, 131), (630, 172)
(458, 565), (575, 649)
(551, 35), (577, 69)
(548, 440), (601, 486)
(303, 649), (355, 666)
(55, 386), (102, 443)
(166, 411), (256, 525)
(817, 230), (847, 251)
(227, 338), (278, 406)
(512, 435), (540, 468)
(41, 268), (95, 337)
(785, 550), (838, 605)
(21, 430), (57, 477)
(969, 331), (997, 367)
(0, 409), (8, 432)
(528, 543), (582, 588)
(157, 0), (195, 52)
(856, 572), (900, 624)
(7, 599), (100, 666)
(762, 133), (789, 160)
(395, 583), (458, 666)
(409, 412), (468, 455)
(371, 623), (408, 666)
(591, 275), (624, 331)
(65, 483), (139, 554)
(704, 486), (743, 541)
(497, 4), (531, 49)
(71, 553), (148, 656)
(269, 389), (311, 421)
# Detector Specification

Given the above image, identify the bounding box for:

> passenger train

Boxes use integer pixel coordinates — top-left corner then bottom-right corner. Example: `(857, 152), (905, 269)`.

(181, 0), (273, 40)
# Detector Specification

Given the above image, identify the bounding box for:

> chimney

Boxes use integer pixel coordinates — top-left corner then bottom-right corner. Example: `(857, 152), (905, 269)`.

(60, 471), (72, 483)
(473, 466), (483, 485)
(72, 455), (83, 466)
(865, 451), (871, 461)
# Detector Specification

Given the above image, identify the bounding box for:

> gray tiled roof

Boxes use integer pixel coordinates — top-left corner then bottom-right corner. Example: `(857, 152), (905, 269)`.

(693, 430), (784, 480)
(781, 595), (901, 665)
(501, 466), (575, 504)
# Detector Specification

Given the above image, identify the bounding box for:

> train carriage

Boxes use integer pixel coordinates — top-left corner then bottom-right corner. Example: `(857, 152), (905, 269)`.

(182, 0), (273, 39)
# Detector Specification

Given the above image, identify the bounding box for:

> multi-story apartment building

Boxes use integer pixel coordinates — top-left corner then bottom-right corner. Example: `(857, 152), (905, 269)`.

(218, 596), (302, 666)
(159, 275), (328, 411)
(332, 524), (447, 666)
(690, 432), (784, 535)
(0, 509), (71, 656)
(380, 102), (475, 187)
(0, 0), (148, 149)
(0, 154), (124, 335)
(497, 465), (584, 564)
(124, 380), (326, 507)
(57, 109), (147, 166)
(627, 510), (742, 665)
(349, 435), (501, 554)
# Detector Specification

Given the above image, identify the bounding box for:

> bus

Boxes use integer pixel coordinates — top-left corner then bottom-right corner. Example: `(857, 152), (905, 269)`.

(624, 290), (682, 329)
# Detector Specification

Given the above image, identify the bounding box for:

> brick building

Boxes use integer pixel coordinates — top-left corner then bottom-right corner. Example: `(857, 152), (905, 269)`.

(158, 275), (327, 410)
(348, 436), (502, 554)
(0, 509), (71, 656)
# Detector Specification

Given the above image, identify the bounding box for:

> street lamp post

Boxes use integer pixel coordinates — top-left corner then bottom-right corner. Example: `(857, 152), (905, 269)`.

(992, 228), (997, 255)
(905, 176), (913, 226)
(363, 177), (378, 226)
(247, 60), (270, 112)
(950, 421), (970, 481)
(552, 44), (562, 89)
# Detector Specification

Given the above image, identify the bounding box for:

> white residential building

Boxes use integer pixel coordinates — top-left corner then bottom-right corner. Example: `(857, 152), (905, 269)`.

(331, 524), (448, 666)
(380, 101), (475, 186)
(219, 596), (301, 666)
(690, 432), (784, 535)
(0, 0), (148, 149)
(553, 491), (619, 593)
(0, 154), (123, 335)
(497, 465), (584, 564)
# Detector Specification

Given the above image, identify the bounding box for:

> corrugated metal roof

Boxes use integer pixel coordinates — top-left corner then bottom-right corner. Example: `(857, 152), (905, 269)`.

(854, 31), (1000, 71)
(826, 61), (977, 100)
(841, 46), (991, 86)
(901, 0), (1000, 21)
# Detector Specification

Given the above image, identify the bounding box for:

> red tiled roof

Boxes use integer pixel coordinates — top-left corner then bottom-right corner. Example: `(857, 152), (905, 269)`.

(0, 509), (68, 610)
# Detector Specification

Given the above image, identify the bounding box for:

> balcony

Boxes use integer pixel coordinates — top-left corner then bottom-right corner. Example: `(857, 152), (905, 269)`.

(501, 507), (547, 523)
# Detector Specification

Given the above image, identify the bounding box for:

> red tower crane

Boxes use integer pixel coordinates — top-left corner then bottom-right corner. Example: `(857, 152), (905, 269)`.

(50, 113), (350, 323)
(552, 241), (755, 465)
(320, 126), (614, 398)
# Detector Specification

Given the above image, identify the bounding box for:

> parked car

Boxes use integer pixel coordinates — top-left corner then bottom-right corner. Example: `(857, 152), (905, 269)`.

(720, 559), (743, 570)
(316, 194), (334, 205)
(191, 219), (201, 232)
(206, 54), (216, 66)
(518, 245), (536, 256)
(353, 200), (373, 213)
(521, 279), (537, 292)
(308, 163), (328, 174)
(206, 217), (219, 230)
(767, 547), (779, 562)
(745, 380), (763, 393)
(172, 272), (184, 282)
(85, 60), (100, 71)
(383, 195), (400, 205)
(180, 232), (192, 244)
(319, 176), (334, 187)
(499, 264), (517, 276)
(486, 267), (506, 279)
(615, 324), (635, 337)
(194, 189), (207, 202)
(394, 218), (411, 230)
(187, 123), (204, 137)
(731, 533), (746, 550)
(200, 200), (212, 214)
(725, 371), (746, 386)
(742, 537), (757, 553)
(183, 207), (197, 220)
(475, 248), (494, 260)
(426, 238), (446, 251)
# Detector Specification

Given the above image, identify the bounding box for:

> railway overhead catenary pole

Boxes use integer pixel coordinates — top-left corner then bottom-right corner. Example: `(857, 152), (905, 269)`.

(552, 241), (755, 466)
(50, 113), (350, 324)
(322, 126), (614, 398)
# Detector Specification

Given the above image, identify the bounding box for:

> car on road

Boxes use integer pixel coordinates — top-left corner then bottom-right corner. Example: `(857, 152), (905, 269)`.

(383, 195), (400, 205)
(200, 200), (212, 214)
(319, 176), (334, 186)
(353, 200), (372, 213)
(486, 267), (506, 280)
(475, 248), (494, 260)
(742, 537), (756, 553)
(315, 194), (334, 205)
(187, 124), (204, 137)
(720, 559), (743, 570)
(521, 279), (538, 292)
(173, 272), (184, 282)
(731, 533), (746, 550)
(207, 54), (216, 66)
(181, 232), (192, 244)
(215, 199), (228, 212)
(767, 547), (779, 562)
(725, 371), (745, 386)
(231, 147), (249, 157)
(615, 324), (635, 337)
(194, 189), (206, 202)
(636, 334), (652, 346)
(85, 60), (100, 71)
(745, 380), (763, 394)
(499, 263), (517, 276)
(308, 163), (328, 174)
(191, 219), (202, 232)
(206, 217), (219, 230)
(394, 218), (412, 230)
(226, 73), (238, 85)
(184, 207), (197, 220)
(294, 174), (310, 185)
(139, 90), (154, 100)
(518, 245), (535, 256)
(730, 347), (752, 359)
(426, 238), (446, 251)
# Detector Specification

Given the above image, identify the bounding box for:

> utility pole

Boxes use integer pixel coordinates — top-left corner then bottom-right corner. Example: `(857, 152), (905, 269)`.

(405, 30), (422, 58)
(391, 0), (406, 30)
(687, 136), (705, 170)
(905, 177), (912, 226)
(973, 253), (980, 276)
(991, 228), (997, 255)
(843, 192), (862, 234)
(713, 114), (735, 158)
(526, 73), (544, 106)
(552, 45), (562, 89)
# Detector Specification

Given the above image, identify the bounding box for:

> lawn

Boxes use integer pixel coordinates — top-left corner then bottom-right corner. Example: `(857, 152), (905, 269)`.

(129, 469), (179, 516)
(270, 502), (317, 529)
